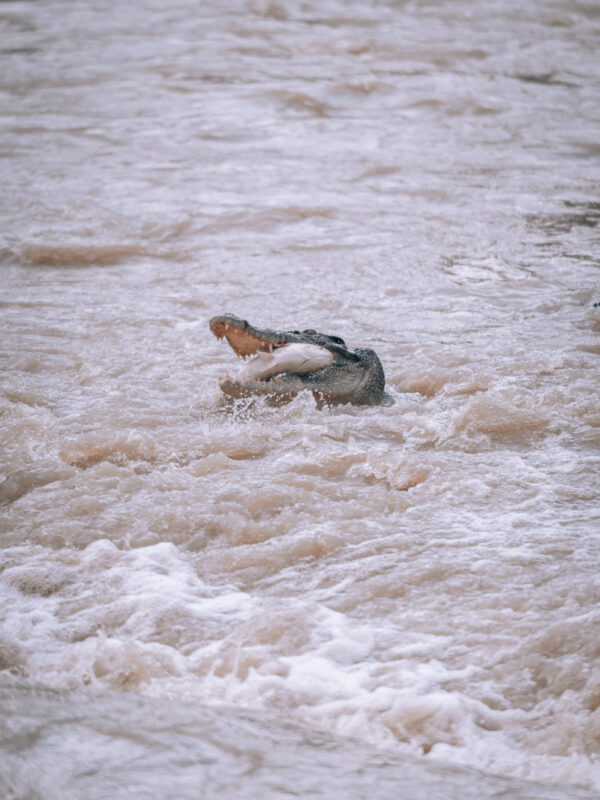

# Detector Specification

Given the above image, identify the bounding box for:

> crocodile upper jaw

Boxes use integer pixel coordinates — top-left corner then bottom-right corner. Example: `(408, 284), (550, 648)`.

(210, 314), (335, 383)
(209, 314), (288, 357)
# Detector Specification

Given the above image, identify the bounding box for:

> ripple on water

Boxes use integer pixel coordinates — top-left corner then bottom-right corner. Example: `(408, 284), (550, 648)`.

(2, 0), (600, 795)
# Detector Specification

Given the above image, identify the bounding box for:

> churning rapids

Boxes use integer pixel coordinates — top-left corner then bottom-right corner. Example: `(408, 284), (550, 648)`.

(1, 0), (600, 798)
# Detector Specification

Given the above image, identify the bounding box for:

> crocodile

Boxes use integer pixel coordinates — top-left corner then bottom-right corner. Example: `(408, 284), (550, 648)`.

(209, 313), (392, 406)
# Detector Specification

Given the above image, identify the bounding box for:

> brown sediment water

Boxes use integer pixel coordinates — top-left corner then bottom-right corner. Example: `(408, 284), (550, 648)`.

(1, 1), (600, 798)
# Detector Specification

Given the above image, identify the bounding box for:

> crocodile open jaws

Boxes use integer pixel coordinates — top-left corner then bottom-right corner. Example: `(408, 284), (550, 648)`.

(209, 314), (392, 406)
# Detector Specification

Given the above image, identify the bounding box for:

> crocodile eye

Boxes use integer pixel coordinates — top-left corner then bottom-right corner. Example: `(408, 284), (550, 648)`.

(303, 329), (317, 334)
(328, 335), (346, 346)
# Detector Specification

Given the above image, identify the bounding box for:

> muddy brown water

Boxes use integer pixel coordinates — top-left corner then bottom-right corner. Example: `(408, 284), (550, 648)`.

(1, 1), (599, 797)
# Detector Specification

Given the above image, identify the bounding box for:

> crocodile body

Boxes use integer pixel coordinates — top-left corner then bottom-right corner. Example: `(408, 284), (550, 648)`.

(210, 314), (392, 406)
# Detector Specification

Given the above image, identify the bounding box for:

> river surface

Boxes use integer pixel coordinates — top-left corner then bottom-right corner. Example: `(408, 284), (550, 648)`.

(1, 0), (600, 797)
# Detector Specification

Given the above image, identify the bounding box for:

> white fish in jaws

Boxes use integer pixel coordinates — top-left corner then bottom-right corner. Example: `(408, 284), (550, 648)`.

(237, 343), (334, 381)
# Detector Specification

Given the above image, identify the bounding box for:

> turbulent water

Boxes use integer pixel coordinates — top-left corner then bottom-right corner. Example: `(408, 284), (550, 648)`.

(1, 0), (600, 797)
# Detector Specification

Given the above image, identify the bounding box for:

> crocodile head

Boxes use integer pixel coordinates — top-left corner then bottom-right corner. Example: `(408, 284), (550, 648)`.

(209, 313), (392, 406)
